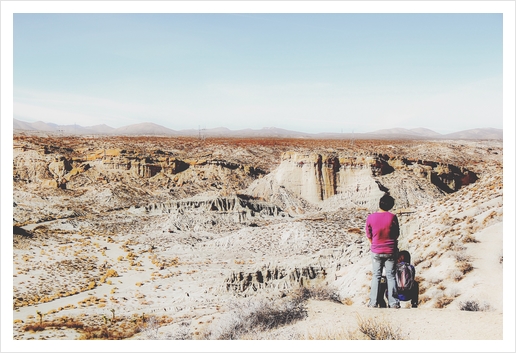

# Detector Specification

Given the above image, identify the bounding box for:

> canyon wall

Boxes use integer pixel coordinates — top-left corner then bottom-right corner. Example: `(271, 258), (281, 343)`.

(247, 152), (478, 211)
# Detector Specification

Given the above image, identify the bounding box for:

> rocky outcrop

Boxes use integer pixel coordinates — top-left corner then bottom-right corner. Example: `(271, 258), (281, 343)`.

(130, 195), (282, 216)
(224, 264), (327, 294)
(412, 162), (478, 193)
(99, 153), (265, 180)
(247, 152), (478, 211)
(246, 153), (391, 210)
(129, 195), (286, 232)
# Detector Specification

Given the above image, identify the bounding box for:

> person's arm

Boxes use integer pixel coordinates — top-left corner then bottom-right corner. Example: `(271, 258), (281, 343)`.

(392, 215), (400, 240)
(365, 217), (373, 243)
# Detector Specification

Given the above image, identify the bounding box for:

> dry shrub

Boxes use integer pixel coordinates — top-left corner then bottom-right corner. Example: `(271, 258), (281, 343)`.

(13, 234), (32, 250)
(23, 323), (46, 332)
(418, 295), (431, 305)
(459, 300), (491, 312)
(414, 276), (426, 295)
(92, 325), (145, 339)
(23, 319), (85, 332)
(457, 261), (473, 275)
(482, 211), (498, 225)
(452, 270), (464, 282)
(347, 228), (362, 234)
(454, 251), (471, 262)
(465, 216), (477, 224)
(462, 234), (479, 243)
(427, 251), (438, 259)
(23, 313), (172, 340)
(207, 294), (308, 340)
(434, 296), (454, 309)
(413, 257), (423, 267)
(79, 314), (172, 340)
(165, 321), (193, 340)
(292, 283), (341, 303)
(353, 314), (405, 340)
(138, 316), (161, 339)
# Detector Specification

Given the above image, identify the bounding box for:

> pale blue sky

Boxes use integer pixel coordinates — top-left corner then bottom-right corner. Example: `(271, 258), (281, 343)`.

(13, 13), (502, 134)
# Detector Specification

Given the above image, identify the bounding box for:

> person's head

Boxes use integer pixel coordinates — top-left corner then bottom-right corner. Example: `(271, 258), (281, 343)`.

(398, 250), (411, 264)
(379, 194), (395, 211)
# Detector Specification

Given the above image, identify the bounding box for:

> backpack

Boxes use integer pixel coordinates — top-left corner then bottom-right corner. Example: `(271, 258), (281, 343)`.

(395, 262), (415, 291)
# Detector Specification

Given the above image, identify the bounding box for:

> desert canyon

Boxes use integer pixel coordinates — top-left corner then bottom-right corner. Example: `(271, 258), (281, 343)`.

(10, 132), (505, 346)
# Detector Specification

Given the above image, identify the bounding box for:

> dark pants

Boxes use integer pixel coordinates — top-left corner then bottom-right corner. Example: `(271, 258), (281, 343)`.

(378, 276), (419, 308)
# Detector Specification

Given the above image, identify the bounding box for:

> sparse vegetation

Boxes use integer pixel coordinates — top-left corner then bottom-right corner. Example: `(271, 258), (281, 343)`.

(206, 293), (308, 340)
(459, 300), (491, 312)
(434, 296), (454, 309)
(347, 227), (362, 234)
(291, 283), (342, 303)
(462, 234), (479, 243)
(352, 314), (405, 340)
(457, 261), (474, 275)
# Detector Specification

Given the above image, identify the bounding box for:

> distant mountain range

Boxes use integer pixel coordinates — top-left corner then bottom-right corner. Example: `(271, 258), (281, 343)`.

(12, 118), (503, 140)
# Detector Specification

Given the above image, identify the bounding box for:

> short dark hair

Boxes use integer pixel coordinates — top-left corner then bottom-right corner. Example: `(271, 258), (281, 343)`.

(398, 250), (411, 264)
(379, 194), (395, 211)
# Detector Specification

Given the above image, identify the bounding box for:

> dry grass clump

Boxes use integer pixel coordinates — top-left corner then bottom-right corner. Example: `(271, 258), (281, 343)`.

(137, 316), (172, 340)
(462, 234), (479, 243)
(13, 234), (33, 250)
(459, 300), (491, 312)
(100, 268), (119, 281)
(482, 210), (499, 226)
(206, 293), (308, 340)
(418, 295), (431, 305)
(414, 276), (427, 296)
(451, 251), (473, 281)
(165, 321), (193, 340)
(347, 227), (362, 234)
(24, 317), (85, 332)
(348, 314), (405, 340)
(243, 314), (407, 340)
(79, 314), (172, 340)
(200, 284), (342, 340)
(456, 261), (474, 276)
(412, 257), (423, 267)
(291, 283), (341, 303)
(22, 313), (172, 340)
(434, 296), (454, 309)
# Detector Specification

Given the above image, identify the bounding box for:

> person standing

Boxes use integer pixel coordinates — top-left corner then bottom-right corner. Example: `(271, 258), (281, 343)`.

(365, 194), (400, 308)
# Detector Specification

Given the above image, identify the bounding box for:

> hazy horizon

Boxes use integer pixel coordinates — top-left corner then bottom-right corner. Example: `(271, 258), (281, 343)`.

(12, 116), (503, 136)
(12, 10), (503, 135)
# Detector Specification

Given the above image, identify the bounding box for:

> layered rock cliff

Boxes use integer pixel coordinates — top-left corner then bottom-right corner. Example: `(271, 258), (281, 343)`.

(246, 152), (478, 212)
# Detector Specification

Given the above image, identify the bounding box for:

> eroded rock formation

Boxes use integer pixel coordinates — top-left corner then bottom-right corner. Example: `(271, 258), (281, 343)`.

(247, 152), (478, 212)
(224, 264), (327, 294)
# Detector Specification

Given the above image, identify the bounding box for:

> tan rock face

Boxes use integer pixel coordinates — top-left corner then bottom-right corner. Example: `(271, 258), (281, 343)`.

(249, 152), (478, 212)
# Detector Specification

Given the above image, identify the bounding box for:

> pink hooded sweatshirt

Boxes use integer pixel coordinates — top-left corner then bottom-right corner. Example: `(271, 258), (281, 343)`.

(365, 211), (399, 254)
